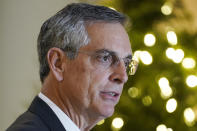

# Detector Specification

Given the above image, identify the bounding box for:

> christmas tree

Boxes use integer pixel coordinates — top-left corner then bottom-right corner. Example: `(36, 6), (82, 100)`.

(81, 0), (197, 130)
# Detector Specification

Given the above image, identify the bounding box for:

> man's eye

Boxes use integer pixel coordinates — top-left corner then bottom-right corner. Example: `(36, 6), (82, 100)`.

(97, 53), (113, 64)
(101, 55), (112, 62)
(103, 55), (110, 61)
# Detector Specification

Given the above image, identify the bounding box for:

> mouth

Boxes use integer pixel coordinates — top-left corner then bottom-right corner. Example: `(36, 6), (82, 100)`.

(100, 91), (120, 102)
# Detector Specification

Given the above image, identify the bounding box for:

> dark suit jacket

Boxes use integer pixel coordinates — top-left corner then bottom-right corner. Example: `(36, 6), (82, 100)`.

(6, 96), (66, 131)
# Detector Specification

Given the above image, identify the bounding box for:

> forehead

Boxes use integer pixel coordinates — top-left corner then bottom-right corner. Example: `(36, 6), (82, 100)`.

(81, 22), (132, 57)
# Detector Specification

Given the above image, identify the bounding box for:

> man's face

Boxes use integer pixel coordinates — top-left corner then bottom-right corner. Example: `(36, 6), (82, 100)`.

(60, 22), (132, 120)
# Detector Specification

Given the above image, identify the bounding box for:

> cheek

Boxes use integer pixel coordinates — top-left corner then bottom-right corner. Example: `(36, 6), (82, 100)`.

(61, 60), (93, 102)
(90, 68), (110, 85)
(88, 70), (109, 94)
(85, 69), (117, 117)
(87, 69), (110, 102)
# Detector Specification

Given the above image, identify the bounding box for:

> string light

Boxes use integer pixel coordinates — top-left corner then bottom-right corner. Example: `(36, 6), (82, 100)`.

(156, 124), (167, 131)
(167, 128), (173, 131)
(182, 58), (196, 69)
(158, 77), (173, 99)
(128, 87), (140, 98)
(158, 77), (169, 87)
(173, 49), (184, 63)
(165, 48), (184, 63)
(161, 2), (173, 15)
(144, 33), (156, 47)
(166, 31), (177, 45)
(166, 98), (177, 113)
(112, 117), (124, 129)
(142, 96), (152, 106)
(184, 108), (195, 126)
(156, 124), (173, 131)
(139, 51), (153, 65)
(186, 75), (197, 88)
(133, 50), (141, 62)
(166, 48), (175, 59)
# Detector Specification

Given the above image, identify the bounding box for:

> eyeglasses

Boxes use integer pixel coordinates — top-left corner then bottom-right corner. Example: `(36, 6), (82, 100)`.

(77, 49), (138, 75)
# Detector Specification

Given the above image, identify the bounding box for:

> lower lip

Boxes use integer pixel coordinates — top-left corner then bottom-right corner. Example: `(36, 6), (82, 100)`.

(100, 92), (119, 102)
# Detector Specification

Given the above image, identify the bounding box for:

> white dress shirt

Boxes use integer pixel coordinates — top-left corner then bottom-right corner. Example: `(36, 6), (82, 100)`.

(38, 92), (80, 131)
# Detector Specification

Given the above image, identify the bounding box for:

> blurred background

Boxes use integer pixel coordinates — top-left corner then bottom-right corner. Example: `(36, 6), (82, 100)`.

(0, 0), (197, 131)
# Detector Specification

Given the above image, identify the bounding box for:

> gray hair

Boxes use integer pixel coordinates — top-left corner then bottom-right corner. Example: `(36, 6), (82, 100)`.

(37, 3), (127, 83)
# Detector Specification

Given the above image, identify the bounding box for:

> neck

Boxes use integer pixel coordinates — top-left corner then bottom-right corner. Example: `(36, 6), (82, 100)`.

(41, 77), (101, 131)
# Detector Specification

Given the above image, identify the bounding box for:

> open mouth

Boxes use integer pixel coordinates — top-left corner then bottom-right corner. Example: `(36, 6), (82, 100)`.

(100, 91), (120, 102)
(103, 92), (119, 97)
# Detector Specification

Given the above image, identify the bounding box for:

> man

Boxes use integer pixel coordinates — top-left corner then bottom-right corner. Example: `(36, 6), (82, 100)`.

(7, 3), (137, 131)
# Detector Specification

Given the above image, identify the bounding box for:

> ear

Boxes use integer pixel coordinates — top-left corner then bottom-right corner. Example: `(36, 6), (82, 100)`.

(47, 47), (66, 82)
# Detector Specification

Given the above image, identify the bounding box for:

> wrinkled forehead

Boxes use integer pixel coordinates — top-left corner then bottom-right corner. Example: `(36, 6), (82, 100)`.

(82, 22), (132, 58)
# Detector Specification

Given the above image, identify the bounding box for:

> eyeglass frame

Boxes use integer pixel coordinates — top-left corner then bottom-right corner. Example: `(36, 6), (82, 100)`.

(66, 48), (138, 76)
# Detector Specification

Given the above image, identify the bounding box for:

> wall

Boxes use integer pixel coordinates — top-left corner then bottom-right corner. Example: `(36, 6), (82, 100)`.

(0, 0), (77, 130)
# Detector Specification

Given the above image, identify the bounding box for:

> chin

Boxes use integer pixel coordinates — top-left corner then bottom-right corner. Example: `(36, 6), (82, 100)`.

(99, 105), (115, 118)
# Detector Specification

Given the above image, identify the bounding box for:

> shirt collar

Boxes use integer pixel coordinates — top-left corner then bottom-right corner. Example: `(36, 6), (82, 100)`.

(38, 92), (80, 131)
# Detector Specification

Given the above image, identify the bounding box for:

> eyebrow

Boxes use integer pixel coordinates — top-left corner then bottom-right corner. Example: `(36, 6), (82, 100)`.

(95, 48), (133, 59)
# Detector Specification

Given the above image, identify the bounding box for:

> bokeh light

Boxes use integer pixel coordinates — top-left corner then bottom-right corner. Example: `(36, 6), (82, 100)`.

(161, 2), (173, 15)
(186, 75), (197, 88)
(156, 124), (167, 131)
(133, 50), (141, 62)
(142, 96), (152, 106)
(144, 33), (156, 47)
(184, 108), (195, 126)
(139, 51), (153, 65)
(158, 77), (169, 87)
(167, 31), (177, 45)
(182, 58), (196, 69)
(156, 124), (173, 131)
(128, 87), (140, 98)
(166, 48), (184, 63)
(172, 49), (184, 63)
(167, 128), (173, 131)
(166, 48), (175, 59)
(158, 77), (173, 99)
(166, 98), (177, 113)
(112, 117), (124, 129)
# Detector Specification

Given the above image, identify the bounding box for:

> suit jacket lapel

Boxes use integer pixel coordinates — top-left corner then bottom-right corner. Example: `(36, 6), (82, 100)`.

(28, 96), (66, 131)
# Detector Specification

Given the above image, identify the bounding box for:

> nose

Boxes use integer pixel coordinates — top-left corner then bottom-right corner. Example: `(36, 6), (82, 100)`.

(109, 60), (128, 84)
